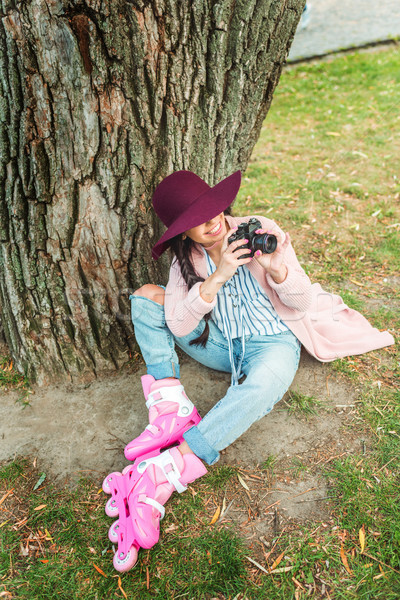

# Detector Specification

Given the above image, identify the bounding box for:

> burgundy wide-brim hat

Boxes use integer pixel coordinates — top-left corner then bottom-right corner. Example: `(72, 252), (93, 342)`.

(151, 169), (241, 260)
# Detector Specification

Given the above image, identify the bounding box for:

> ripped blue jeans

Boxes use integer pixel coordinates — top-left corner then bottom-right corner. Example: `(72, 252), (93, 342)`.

(130, 292), (300, 465)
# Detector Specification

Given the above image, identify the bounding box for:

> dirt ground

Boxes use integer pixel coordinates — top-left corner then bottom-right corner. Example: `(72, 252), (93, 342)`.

(0, 347), (363, 533)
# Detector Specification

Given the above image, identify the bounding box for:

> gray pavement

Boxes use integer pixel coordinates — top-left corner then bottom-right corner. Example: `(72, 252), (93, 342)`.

(289, 0), (400, 61)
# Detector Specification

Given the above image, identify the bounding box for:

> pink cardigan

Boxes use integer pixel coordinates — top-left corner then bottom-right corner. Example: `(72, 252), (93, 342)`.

(164, 215), (395, 362)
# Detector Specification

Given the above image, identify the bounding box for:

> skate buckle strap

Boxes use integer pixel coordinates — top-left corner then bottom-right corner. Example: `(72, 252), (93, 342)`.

(146, 385), (195, 418)
(137, 450), (187, 494)
(145, 423), (160, 434)
(162, 452), (187, 494)
(138, 493), (165, 519)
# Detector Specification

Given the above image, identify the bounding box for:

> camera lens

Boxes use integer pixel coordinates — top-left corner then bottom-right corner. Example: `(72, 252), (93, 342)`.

(253, 233), (277, 255)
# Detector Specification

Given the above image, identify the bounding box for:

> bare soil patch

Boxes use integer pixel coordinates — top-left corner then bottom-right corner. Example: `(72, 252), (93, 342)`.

(0, 349), (363, 536)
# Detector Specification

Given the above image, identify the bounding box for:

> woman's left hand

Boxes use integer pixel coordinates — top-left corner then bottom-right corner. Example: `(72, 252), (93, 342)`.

(253, 229), (290, 283)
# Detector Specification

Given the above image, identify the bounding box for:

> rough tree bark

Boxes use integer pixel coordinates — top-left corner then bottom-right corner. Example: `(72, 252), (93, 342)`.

(0, 0), (304, 384)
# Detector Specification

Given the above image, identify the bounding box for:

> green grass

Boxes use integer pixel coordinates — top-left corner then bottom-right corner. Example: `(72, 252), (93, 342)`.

(236, 46), (400, 290)
(0, 460), (252, 600)
(332, 357), (362, 380)
(0, 460), (27, 483)
(370, 306), (400, 331)
(323, 453), (400, 599)
(260, 454), (277, 472)
(340, 290), (366, 312)
(290, 457), (309, 478)
(0, 355), (31, 405)
(285, 390), (323, 419)
(202, 464), (239, 490)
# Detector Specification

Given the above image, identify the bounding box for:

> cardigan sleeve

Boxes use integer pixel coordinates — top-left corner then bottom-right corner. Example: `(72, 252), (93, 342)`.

(164, 259), (217, 337)
(258, 216), (313, 313)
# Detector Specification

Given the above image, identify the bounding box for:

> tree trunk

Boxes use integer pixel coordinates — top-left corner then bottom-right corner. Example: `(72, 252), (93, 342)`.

(0, 0), (304, 385)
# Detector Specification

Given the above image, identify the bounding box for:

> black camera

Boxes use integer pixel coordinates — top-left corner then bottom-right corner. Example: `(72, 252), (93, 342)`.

(228, 218), (277, 259)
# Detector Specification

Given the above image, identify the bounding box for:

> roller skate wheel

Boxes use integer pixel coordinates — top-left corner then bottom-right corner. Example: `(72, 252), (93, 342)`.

(108, 520), (120, 543)
(105, 497), (119, 518)
(102, 471), (122, 494)
(122, 464), (134, 475)
(113, 546), (138, 572)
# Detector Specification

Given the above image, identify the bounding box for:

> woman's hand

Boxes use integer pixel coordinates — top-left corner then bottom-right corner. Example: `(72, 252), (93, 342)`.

(253, 228), (290, 283)
(199, 227), (252, 303)
(214, 227), (253, 284)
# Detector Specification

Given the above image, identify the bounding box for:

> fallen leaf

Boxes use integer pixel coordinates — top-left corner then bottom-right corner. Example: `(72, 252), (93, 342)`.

(350, 279), (365, 287)
(39, 559), (49, 563)
(359, 525), (366, 554)
(33, 473), (47, 491)
(237, 474), (250, 491)
(270, 566), (294, 574)
(0, 520), (10, 529)
(246, 555), (269, 574)
(34, 504), (47, 511)
(326, 131), (340, 136)
(93, 564), (107, 578)
(340, 544), (352, 575)
(19, 543), (29, 557)
(221, 496), (227, 517)
(209, 506), (221, 525)
(292, 576), (305, 590)
(218, 498), (235, 522)
(0, 489), (14, 507)
(270, 550), (285, 571)
(118, 577), (128, 599)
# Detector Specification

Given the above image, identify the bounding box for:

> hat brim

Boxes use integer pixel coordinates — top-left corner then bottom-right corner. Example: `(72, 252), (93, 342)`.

(151, 170), (241, 260)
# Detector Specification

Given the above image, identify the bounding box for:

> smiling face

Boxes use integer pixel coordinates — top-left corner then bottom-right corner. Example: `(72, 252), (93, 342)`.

(184, 212), (227, 248)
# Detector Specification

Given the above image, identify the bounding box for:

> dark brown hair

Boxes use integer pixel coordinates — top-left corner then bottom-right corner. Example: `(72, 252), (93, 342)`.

(169, 208), (232, 347)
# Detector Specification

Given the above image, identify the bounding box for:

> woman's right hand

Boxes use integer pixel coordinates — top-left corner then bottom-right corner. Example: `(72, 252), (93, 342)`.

(215, 227), (252, 284)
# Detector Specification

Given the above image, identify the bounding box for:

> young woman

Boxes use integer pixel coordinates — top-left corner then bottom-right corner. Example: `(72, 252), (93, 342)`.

(103, 169), (394, 571)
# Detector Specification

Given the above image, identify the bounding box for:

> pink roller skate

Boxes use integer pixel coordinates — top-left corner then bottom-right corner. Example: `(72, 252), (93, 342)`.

(103, 447), (207, 571)
(124, 375), (201, 461)
(102, 450), (160, 572)
(126, 447), (207, 549)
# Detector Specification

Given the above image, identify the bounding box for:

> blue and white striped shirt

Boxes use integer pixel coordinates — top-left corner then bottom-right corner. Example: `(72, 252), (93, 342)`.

(204, 250), (289, 340)
(204, 249), (289, 386)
